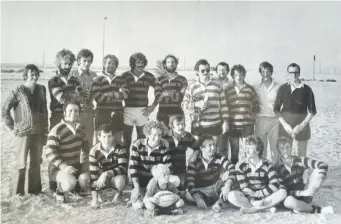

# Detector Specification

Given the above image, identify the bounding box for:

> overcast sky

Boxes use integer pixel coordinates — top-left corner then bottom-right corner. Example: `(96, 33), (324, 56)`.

(1, 1), (341, 73)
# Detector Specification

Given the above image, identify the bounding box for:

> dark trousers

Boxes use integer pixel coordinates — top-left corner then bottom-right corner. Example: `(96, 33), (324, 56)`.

(123, 124), (144, 159)
(13, 133), (44, 195)
(49, 112), (63, 131)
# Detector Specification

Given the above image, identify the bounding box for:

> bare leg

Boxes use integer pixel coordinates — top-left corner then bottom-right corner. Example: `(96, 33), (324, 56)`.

(227, 190), (252, 208)
(112, 175), (127, 204)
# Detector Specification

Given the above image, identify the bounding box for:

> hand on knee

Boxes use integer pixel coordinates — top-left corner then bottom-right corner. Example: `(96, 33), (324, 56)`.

(175, 199), (185, 208)
(283, 196), (296, 209)
(112, 175), (127, 191)
(56, 171), (77, 192)
(144, 198), (156, 211)
(78, 173), (90, 190)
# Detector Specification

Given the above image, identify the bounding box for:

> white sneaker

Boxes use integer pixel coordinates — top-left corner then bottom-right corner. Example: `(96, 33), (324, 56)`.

(267, 207), (276, 213)
(321, 206), (335, 214)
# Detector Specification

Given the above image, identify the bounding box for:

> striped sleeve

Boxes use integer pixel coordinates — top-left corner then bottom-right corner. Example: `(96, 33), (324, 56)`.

(179, 77), (188, 102)
(49, 78), (79, 104)
(219, 88), (229, 120)
(91, 77), (112, 105)
(129, 142), (141, 184)
(1, 89), (18, 130)
(89, 148), (100, 191)
(300, 157), (328, 176)
(45, 130), (68, 170)
(181, 83), (192, 111)
(255, 166), (280, 198)
(273, 85), (284, 116)
(151, 75), (162, 106)
(185, 162), (197, 195)
(221, 157), (236, 183)
(251, 86), (260, 114)
(235, 162), (249, 191)
(112, 147), (128, 176)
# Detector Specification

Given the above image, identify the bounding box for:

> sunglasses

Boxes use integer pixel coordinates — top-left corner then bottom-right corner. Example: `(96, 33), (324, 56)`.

(199, 69), (210, 73)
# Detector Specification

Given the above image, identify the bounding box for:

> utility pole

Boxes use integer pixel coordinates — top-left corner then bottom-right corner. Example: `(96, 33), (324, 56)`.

(313, 55), (316, 80)
(42, 52), (45, 68)
(102, 17), (107, 59)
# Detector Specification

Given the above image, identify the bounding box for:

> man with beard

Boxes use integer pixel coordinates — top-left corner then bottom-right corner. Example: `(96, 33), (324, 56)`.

(92, 55), (128, 145)
(155, 55), (188, 129)
(121, 52), (162, 152)
(71, 49), (98, 146)
(48, 49), (83, 192)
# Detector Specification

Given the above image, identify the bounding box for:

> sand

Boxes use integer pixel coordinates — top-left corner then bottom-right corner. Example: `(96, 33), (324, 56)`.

(1, 70), (341, 224)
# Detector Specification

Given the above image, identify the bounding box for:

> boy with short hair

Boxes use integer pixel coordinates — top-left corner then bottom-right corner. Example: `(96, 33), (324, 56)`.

(276, 137), (334, 214)
(144, 164), (185, 216)
(227, 136), (287, 214)
(89, 124), (128, 209)
(186, 134), (236, 213)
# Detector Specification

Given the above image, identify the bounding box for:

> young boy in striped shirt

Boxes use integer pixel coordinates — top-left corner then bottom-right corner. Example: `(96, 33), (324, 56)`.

(228, 136), (287, 214)
(224, 64), (260, 164)
(89, 124), (128, 209)
(45, 101), (90, 202)
(276, 137), (334, 214)
(186, 134), (236, 213)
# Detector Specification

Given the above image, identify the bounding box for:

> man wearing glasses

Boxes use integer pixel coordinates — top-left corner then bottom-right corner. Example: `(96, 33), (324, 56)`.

(273, 63), (317, 158)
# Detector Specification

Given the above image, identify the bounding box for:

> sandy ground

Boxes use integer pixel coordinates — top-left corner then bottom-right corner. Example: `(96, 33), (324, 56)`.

(1, 70), (341, 223)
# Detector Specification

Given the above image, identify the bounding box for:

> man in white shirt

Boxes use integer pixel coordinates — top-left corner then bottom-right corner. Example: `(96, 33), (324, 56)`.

(255, 62), (281, 165)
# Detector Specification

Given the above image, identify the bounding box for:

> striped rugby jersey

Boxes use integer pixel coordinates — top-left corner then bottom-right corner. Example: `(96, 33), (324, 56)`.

(186, 155), (236, 195)
(224, 82), (259, 128)
(91, 73), (127, 111)
(236, 159), (280, 198)
(89, 143), (128, 191)
(129, 138), (171, 185)
(276, 156), (328, 195)
(156, 74), (188, 108)
(163, 130), (197, 175)
(182, 78), (229, 128)
(45, 119), (89, 170)
(48, 74), (81, 113)
(121, 71), (162, 107)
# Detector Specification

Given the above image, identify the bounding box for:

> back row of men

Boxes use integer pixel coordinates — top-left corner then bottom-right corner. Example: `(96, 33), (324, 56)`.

(3, 49), (331, 215)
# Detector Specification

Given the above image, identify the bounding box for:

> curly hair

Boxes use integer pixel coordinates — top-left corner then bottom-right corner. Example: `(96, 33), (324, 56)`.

(230, 64), (247, 78)
(162, 54), (179, 67)
(276, 136), (293, 149)
(102, 54), (119, 69)
(22, 64), (40, 81)
(129, 52), (148, 70)
(55, 49), (76, 68)
(151, 164), (170, 179)
(259, 61), (273, 74)
(143, 120), (168, 137)
(244, 135), (264, 157)
(77, 49), (94, 62)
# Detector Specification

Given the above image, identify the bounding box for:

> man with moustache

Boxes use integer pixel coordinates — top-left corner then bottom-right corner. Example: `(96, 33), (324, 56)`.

(156, 55), (188, 129)
(255, 62), (281, 165)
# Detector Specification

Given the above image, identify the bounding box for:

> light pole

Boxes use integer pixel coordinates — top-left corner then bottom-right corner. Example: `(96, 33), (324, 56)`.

(102, 16), (107, 58)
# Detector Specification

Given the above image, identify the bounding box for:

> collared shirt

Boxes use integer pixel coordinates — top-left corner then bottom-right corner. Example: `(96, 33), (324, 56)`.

(249, 159), (264, 174)
(199, 157), (214, 170)
(234, 83), (246, 94)
(62, 119), (80, 135)
(288, 81), (304, 93)
(101, 72), (118, 84)
(256, 79), (281, 117)
(133, 72), (146, 82)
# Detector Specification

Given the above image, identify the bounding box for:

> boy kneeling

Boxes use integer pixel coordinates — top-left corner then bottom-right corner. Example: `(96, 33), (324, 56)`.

(185, 134), (236, 213)
(276, 137), (334, 214)
(144, 164), (185, 216)
(228, 135), (287, 214)
(89, 124), (128, 209)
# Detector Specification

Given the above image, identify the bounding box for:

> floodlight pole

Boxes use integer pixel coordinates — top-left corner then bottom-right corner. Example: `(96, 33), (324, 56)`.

(102, 17), (107, 59)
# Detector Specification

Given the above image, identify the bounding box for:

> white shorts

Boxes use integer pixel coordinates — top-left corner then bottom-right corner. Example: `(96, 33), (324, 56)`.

(124, 107), (149, 126)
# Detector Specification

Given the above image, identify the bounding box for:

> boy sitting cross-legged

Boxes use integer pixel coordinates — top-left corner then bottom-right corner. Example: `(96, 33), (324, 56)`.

(89, 124), (128, 209)
(185, 134), (236, 213)
(228, 135), (287, 214)
(276, 137), (334, 214)
(143, 164), (185, 216)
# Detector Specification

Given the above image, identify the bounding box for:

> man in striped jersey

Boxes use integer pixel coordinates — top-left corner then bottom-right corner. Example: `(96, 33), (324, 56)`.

(128, 121), (179, 209)
(224, 64), (260, 165)
(185, 134), (236, 213)
(121, 53), (162, 151)
(276, 137), (334, 214)
(92, 55), (128, 145)
(71, 49), (98, 146)
(89, 124), (127, 209)
(163, 115), (198, 190)
(182, 59), (229, 142)
(156, 55), (188, 129)
(228, 136), (287, 214)
(48, 49), (83, 191)
(45, 101), (90, 202)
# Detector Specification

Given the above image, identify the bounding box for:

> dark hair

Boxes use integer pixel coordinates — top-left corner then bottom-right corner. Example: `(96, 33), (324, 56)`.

(259, 61), (273, 74)
(287, 63), (300, 73)
(102, 54), (119, 70)
(216, 62), (230, 73)
(55, 49), (76, 68)
(62, 100), (81, 114)
(230, 64), (247, 78)
(169, 115), (185, 128)
(245, 135), (264, 157)
(77, 49), (94, 62)
(198, 134), (215, 149)
(23, 64), (40, 80)
(162, 54), (179, 67)
(194, 59), (210, 71)
(276, 136), (293, 149)
(97, 124), (113, 136)
(129, 52), (148, 70)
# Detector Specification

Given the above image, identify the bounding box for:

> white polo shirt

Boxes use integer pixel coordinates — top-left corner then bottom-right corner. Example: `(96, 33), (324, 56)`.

(256, 79), (281, 118)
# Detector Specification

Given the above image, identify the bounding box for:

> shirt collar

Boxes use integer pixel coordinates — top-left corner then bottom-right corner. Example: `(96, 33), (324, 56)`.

(101, 72), (117, 83)
(99, 144), (116, 159)
(165, 73), (179, 82)
(78, 67), (90, 76)
(200, 156), (214, 170)
(248, 159), (264, 173)
(196, 76), (212, 86)
(288, 81), (304, 91)
(57, 72), (70, 84)
(61, 119), (80, 135)
(132, 72), (145, 82)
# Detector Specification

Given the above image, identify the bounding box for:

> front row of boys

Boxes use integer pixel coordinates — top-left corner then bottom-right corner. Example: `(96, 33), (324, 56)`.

(45, 100), (333, 214)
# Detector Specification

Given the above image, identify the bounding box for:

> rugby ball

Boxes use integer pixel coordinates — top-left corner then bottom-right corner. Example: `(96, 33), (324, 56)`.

(153, 191), (180, 208)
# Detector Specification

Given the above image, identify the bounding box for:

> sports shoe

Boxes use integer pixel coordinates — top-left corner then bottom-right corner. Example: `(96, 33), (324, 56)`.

(321, 206), (335, 214)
